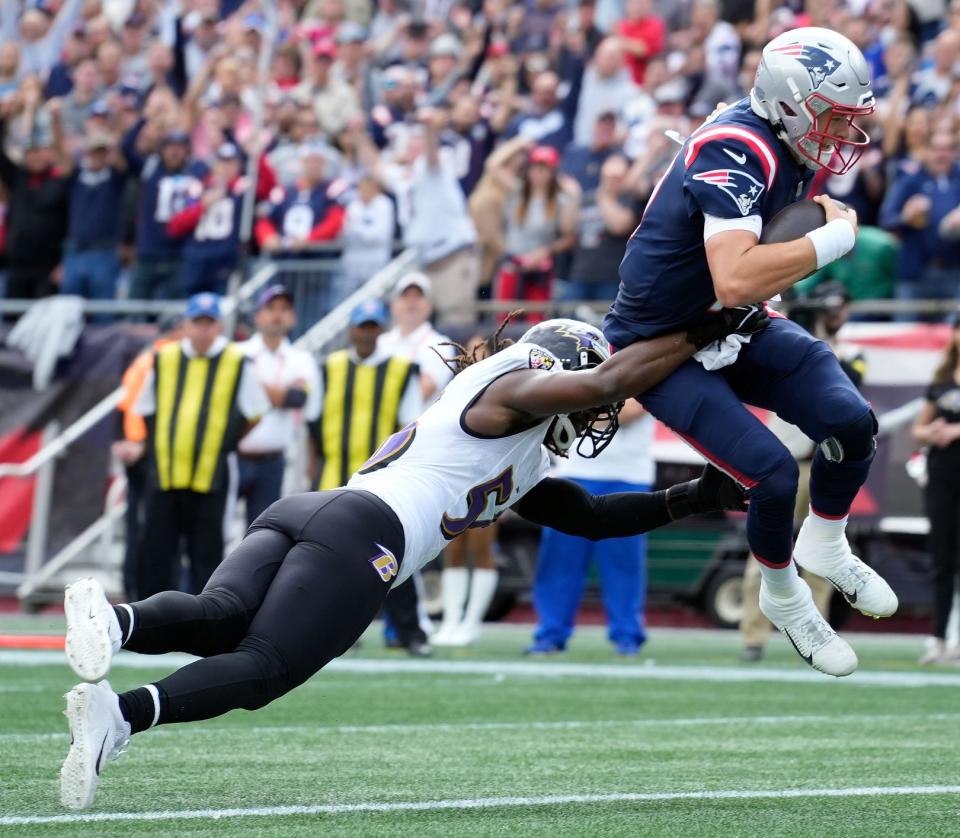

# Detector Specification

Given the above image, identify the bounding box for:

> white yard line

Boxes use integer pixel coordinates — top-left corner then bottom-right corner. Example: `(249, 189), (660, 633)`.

(3, 648), (960, 687)
(4, 786), (960, 826)
(5, 712), (958, 743)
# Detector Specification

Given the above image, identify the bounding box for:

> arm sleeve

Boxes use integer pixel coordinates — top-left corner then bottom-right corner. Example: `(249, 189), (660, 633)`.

(167, 202), (203, 238)
(683, 136), (771, 222)
(397, 368), (424, 426)
(121, 120), (147, 175)
(512, 477), (673, 541)
(878, 174), (914, 231)
(237, 363), (271, 420)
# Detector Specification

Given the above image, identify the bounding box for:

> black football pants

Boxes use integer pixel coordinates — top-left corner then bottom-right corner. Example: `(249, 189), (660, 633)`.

(120, 490), (405, 727)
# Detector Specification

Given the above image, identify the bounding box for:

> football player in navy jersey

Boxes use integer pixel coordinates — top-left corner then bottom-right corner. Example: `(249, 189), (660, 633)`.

(603, 27), (898, 676)
(167, 142), (248, 296)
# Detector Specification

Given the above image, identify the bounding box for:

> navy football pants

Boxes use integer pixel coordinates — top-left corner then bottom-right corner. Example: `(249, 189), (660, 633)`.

(637, 317), (874, 569)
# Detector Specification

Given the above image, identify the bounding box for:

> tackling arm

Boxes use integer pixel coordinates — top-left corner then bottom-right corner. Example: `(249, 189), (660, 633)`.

(513, 466), (747, 541)
(501, 306), (768, 419)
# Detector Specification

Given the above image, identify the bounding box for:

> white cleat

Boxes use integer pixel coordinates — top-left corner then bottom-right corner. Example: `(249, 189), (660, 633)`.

(430, 624), (461, 647)
(443, 623), (481, 647)
(760, 580), (858, 677)
(794, 518), (898, 618)
(60, 681), (130, 810)
(64, 578), (122, 682)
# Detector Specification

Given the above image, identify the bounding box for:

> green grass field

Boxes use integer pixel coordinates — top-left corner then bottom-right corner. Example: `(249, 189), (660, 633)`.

(2, 616), (960, 837)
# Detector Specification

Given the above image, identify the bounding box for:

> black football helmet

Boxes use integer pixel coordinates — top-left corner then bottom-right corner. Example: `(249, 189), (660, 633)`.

(518, 318), (622, 458)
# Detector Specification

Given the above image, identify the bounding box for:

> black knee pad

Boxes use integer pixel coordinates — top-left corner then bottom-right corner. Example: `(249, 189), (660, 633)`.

(753, 455), (799, 505)
(234, 635), (293, 711)
(821, 409), (877, 464)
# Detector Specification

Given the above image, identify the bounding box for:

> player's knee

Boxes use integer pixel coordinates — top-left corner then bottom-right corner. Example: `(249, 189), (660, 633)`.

(234, 636), (294, 711)
(820, 409), (877, 464)
(753, 454), (799, 506)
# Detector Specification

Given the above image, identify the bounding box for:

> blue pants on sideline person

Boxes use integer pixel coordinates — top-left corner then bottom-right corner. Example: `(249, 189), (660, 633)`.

(238, 454), (286, 529)
(532, 477), (649, 650)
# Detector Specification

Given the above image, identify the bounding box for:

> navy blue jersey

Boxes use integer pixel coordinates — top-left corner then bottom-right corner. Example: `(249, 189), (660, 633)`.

(134, 158), (208, 259)
(67, 165), (127, 248)
(604, 99), (816, 346)
(179, 178), (248, 262)
(445, 121), (496, 196)
(260, 180), (345, 244)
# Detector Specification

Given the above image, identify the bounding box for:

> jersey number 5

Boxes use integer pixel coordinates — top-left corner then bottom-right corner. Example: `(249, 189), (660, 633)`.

(440, 467), (513, 540)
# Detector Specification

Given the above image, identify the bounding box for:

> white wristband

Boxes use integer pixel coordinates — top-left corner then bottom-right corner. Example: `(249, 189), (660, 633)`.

(804, 219), (856, 270)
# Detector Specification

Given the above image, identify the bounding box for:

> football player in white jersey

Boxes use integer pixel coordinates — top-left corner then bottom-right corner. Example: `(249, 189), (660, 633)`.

(57, 307), (767, 810)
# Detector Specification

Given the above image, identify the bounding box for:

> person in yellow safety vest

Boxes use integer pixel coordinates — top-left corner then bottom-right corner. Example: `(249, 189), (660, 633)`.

(132, 293), (270, 598)
(113, 313), (185, 600)
(310, 298), (429, 655)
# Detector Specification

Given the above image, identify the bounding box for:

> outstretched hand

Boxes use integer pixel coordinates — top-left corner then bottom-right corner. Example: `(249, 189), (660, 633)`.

(691, 464), (748, 513)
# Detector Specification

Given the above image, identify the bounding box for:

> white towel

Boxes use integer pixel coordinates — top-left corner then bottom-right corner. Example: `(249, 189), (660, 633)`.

(693, 333), (752, 371)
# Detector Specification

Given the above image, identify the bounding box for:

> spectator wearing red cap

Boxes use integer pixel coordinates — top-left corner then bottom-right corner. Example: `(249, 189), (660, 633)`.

(492, 143), (580, 322)
(295, 39), (360, 138)
(237, 285), (321, 525)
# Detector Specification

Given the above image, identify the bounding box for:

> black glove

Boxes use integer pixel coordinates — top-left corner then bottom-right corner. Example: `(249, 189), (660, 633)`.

(686, 304), (770, 350)
(665, 464), (749, 519)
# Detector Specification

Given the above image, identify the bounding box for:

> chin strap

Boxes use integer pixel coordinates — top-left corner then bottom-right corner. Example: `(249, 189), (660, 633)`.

(547, 415), (577, 456)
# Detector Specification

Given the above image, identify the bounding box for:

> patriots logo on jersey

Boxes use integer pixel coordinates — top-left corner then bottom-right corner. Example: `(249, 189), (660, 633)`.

(771, 43), (842, 91)
(692, 169), (765, 217)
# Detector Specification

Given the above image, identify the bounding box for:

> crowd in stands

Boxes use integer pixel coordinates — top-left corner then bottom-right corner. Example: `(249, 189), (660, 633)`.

(0, 0), (957, 323)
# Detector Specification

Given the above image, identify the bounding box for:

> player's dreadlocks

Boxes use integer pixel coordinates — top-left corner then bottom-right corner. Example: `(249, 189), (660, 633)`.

(436, 310), (524, 376)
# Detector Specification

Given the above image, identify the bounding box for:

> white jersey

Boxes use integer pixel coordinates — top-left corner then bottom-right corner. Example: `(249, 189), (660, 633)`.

(346, 342), (557, 585)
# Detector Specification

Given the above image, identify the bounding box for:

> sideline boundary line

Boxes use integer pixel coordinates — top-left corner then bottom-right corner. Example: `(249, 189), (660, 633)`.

(5, 712), (960, 743)
(3, 649), (960, 687)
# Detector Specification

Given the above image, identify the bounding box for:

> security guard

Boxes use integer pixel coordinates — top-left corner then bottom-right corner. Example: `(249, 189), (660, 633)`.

(311, 298), (428, 654)
(134, 293), (269, 598)
(313, 299), (422, 491)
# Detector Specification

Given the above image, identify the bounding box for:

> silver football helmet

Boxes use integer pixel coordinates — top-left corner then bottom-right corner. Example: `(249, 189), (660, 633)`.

(750, 27), (875, 174)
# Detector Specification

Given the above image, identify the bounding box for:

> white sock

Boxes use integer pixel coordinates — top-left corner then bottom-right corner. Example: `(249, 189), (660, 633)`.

(758, 559), (801, 598)
(118, 604), (135, 648)
(145, 684), (161, 729)
(803, 508), (848, 541)
(460, 568), (499, 632)
(436, 567), (469, 633)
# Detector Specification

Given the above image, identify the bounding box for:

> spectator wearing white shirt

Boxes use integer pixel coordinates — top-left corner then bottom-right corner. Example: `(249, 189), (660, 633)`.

(381, 108), (478, 328)
(237, 285), (321, 525)
(338, 172), (396, 296)
(377, 272), (455, 403)
(573, 39), (638, 147)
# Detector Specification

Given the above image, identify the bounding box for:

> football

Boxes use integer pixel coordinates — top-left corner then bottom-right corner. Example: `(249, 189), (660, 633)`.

(759, 199), (848, 245)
